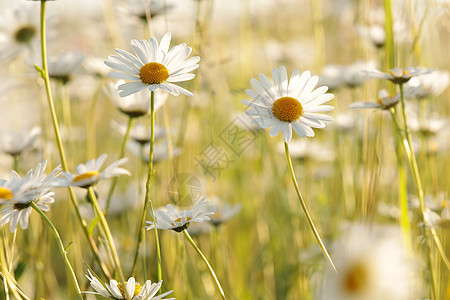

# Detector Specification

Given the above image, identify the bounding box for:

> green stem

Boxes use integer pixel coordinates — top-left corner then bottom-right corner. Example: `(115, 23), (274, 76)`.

(383, 0), (396, 69)
(87, 187), (125, 282)
(12, 156), (19, 172)
(38, 0), (111, 280)
(397, 86), (438, 299)
(131, 91), (162, 283)
(30, 202), (82, 299)
(183, 230), (226, 300)
(284, 142), (337, 273)
(105, 116), (135, 214)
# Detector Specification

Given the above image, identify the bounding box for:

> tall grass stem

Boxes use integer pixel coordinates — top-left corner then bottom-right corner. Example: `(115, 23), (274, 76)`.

(183, 229), (227, 300)
(30, 202), (82, 299)
(284, 142), (337, 273)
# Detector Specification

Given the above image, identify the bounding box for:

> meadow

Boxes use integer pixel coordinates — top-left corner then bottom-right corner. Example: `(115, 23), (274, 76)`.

(0, 0), (449, 299)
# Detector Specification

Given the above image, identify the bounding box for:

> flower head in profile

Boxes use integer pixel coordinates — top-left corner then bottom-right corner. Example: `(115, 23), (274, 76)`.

(242, 66), (334, 143)
(349, 88), (419, 110)
(366, 67), (430, 84)
(318, 224), (417, 300)
(0, 161), (61, 232)
(105, 81), (168, 118)
(146, 197), (213, 232)
(60, 154), (130, 188)
(85, 270), (175, 299)
(404, 69), (449, 99)
(111, 120), (167, 145)
(207, 197), (242, 226)
(105, 32), (199, 97)
(0, 126), (41, 157)
(0, 4), (41, 61)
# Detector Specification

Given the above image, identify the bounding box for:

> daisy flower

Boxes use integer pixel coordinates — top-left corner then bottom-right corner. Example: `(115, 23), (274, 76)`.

(85, 270), (175, 299)
(59, 154), (130, 188)
(318, 61), (376, 90)
(104, 81), (168, 118)
(0, 4), (41, 61)
(207, 197), (242, 226)
(349, 88), (420, 110)
(111, 120), (167, 144)
(32, 51), (85, 84)
(0, 161), (61, 232)
(242, 66), (334, 143)
(356, 24), (386, 48)
(124, 0), (174, 21)
(145, 197), (213, 232)
(318, 224), (417, 300)
(366, 67), (431, 84)
(404, 69), (449, 99)
(349, 89), (400, 110)
(0, 126), (41, 157)
(127, 140), (181, 163)
(105, 32), (200, 97)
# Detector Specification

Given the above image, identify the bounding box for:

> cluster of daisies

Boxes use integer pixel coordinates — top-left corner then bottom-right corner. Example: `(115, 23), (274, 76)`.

(0, 155), (129, 233)
(1, 0), (448, 296)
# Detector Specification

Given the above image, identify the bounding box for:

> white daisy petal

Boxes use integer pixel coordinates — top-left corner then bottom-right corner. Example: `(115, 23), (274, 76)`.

(242, 67), (334, 140)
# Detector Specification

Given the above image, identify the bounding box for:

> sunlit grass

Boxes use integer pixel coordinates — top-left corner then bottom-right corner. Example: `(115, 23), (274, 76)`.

(0, 0), (449, 299)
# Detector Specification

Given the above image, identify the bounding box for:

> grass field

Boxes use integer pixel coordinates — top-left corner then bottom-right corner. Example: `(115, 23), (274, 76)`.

(0, 0), (449, 299)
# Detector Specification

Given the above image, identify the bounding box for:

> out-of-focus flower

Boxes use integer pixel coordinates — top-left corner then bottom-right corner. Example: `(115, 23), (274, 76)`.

(207, 197), (242, 226)
(85, 270), (175, 299)
(123, 0), (175, 21)
(59, 154), (130, 188)
(366, 67), (431, 84)
(0, 161), (61, 232)
(408, 115), (447, 137)
(410, 193), (449, 228)
(242, 66), (334, 143)
(83, 56), (112, 78)
(349, 89), (400, 110)
(404, 69), (449, 99)
(356, 24), (386, 48)
(105, 81), (168, 118)
(0, 4), (41, 61)
(318, 61), (376, 90)
(127, 140), (181, 164)
(333, 112), (356, 133)
(279, 139), (335, 162)
(145, 197), (213, 232)
(111, 120), (167, 145)
(32, 51), (85, 84)
(47, 51), (85, 84)
(318, 224), (417, 300)
(105, 32), (199, 97)
(0, 126), (40, 157)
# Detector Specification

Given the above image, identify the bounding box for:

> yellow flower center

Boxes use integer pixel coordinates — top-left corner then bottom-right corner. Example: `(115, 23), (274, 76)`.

(0, 187), (13, 200)
(171, 216), (191, 226)
(72, 171), (99, 183)
(343, 262), (369, 294)
(139, 62), (169, 84)
(117, 282), (142, 298)
(272, 97), (303, 122)
(15, 25), (36, 44)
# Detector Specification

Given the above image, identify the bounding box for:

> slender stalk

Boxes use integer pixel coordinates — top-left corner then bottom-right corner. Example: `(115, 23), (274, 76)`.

(131, 91), (162, 282)
(105, 116), (135, 213)
(87, 187), (125, 282)
(30, 202), (82, 299)
(383, 0), (395, 69)
(12, 156), (19, 172)
(38, 0), (111, 280)
(1, 234), (27, 300)
(284, 142), (337, 273)
(183, 229), (226, 300)
(391, 87), (439, 299)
